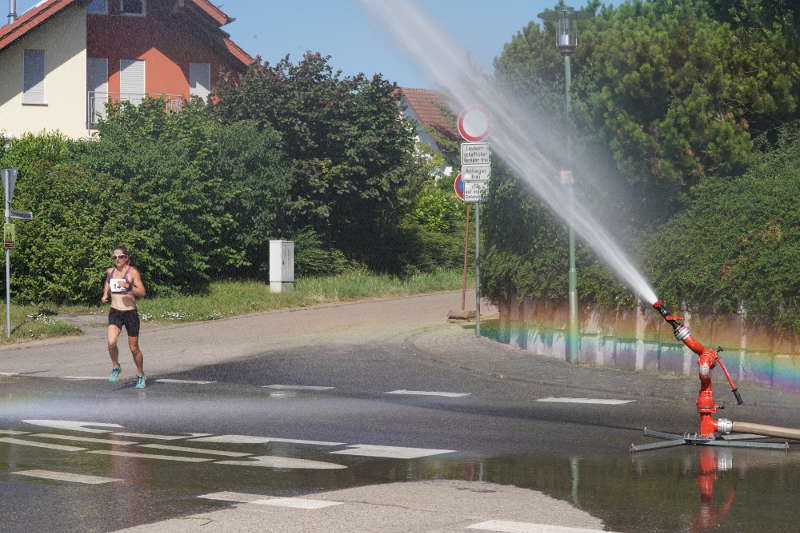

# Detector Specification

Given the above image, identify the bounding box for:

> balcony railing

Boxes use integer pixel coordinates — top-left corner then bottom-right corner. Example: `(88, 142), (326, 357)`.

(87, 92), (185, 129)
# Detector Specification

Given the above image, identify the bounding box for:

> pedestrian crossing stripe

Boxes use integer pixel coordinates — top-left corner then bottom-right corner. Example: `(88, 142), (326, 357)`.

(536, 397), (634, 405)
(198, 492), (343, 509)
(12, 469), (121, 485)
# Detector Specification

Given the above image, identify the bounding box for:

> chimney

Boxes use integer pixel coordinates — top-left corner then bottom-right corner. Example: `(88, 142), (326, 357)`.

(8, 0), (17, 25)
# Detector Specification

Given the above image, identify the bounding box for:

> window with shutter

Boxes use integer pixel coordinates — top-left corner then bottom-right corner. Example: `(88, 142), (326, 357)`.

(189, 63), (211, 101)
(22, 49), (45, 105)
(120, 59), (145, 105)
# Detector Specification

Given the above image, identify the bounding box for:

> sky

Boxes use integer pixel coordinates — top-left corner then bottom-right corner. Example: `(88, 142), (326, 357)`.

(12, 0), (577, 88)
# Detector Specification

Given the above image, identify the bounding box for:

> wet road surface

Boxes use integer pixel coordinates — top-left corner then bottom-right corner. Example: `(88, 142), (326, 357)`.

(1, 293), (799, 532)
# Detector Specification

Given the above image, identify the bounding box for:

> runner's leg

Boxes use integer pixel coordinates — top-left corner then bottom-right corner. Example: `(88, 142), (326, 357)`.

(128, 336), (144, 377)
(107, 325), (121, 368)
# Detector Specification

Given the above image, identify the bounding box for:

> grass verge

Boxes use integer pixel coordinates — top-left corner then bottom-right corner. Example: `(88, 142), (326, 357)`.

(1, 269), (469, 345)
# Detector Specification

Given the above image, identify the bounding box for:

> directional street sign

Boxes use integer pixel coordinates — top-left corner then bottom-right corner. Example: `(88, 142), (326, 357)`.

(460, 143), (491, 166)
(463, 181), (488, 203)
(9, 210), (32, 220)
(461, 164), (491, 182)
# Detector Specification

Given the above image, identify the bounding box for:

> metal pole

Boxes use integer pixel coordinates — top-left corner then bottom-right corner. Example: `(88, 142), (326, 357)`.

(475, 201), (481, 337)
(461, 203), (471, 311)
(564, 54), (578, 363)
(4, 247), (9, 337)
(3, 168), (9, 338)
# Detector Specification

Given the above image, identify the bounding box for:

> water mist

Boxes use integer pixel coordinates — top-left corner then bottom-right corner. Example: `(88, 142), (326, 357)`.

(360, 0), (658, 305)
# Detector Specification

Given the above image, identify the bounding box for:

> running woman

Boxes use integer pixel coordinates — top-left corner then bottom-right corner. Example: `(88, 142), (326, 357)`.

(101, 246), (147, 388)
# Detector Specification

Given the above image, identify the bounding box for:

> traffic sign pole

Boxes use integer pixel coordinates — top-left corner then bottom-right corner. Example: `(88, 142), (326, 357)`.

(2, 168), (31, 338)
(475, 201), (481, 337)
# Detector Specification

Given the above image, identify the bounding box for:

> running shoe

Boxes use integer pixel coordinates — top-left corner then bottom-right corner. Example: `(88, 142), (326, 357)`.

(108, 367), (121, 382)
(135, 375), (146, 389)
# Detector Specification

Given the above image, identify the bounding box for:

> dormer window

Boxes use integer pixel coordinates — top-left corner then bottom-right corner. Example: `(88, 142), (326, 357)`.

(120, 0), (145, 16)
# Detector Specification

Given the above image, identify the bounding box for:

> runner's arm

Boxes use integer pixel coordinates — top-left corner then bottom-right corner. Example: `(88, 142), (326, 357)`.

(129, 268), (146, 298)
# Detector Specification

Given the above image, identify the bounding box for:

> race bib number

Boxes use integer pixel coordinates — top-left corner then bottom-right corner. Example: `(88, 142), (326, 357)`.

(110, 278), (126, 293)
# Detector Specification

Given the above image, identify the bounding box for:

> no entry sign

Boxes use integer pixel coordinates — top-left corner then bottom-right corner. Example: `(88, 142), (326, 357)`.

(457, 105), (490, 142)
(454, 174), (465, 201)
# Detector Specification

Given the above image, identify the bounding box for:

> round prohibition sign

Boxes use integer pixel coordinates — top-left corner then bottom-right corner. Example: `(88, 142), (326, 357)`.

(457, 105), (490, 142)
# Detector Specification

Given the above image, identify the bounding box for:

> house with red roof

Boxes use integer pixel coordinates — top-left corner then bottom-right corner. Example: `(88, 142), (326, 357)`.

(0, 0), (252, 139)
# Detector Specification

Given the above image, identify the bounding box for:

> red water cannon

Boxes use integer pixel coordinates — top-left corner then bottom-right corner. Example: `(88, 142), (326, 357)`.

(653, 300), (743, 437)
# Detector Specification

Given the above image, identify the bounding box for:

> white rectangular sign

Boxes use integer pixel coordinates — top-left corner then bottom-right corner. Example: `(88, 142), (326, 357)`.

(464, 181), (488, 203)
(461, 164), (491, 182)
(460, 142), (490, 166)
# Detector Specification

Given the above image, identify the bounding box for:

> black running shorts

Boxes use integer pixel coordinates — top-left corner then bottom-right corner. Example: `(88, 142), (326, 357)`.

(108, 308), (141, 337)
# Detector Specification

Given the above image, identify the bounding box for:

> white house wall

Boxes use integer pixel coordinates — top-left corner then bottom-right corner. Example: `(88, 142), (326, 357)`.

(0, 5), (88, 139)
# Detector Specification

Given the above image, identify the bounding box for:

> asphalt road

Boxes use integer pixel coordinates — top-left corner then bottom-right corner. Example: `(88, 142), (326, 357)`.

(2, 291), (800, 532)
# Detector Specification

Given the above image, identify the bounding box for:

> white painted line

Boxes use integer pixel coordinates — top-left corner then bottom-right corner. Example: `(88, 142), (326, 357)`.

(190, 435), (345, 446)
(252, 497), (343, 509)
(88, 450), (213, 463)
(536, 397), (634, 405)
(467, 520), (612, 533)
(330, 444), (455, 459)
(198, 492), (343, 509)
(23, 420), (122, 433)
(386, 389), (471, 398)
(0, 372), (19, 376)
(13, 469), (122, 485)
(262, 384), (335, 391)
(140, 444), (251, 457)
(198, 491), (263, 503)
(217, 455), (347, 470)
(30, 433), (137, 446)
(112, 432), (191, 440)
(155, 379), (217, 385)
(0, 429), (28, 435)
(0, 437), (85, 452)
(62, 376), (107, 381)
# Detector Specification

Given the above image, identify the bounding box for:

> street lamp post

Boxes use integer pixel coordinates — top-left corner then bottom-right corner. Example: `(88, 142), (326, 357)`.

(539, 6), (580, 364)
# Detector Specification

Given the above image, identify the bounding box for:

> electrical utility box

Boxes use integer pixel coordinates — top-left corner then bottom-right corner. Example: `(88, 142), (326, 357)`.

(269, 240), (294, 293)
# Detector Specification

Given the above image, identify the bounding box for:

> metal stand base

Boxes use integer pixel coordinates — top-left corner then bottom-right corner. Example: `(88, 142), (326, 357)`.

(631, 427), (790, 453)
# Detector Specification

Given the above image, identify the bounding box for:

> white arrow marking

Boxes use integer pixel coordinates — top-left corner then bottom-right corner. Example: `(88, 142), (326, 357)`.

(22, 420), (123, 433)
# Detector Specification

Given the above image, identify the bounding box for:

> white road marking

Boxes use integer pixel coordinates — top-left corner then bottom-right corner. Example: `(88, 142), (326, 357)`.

(155, 379), (217, 385)
(467, 520), (613, 533)
(29, 433), (137, 446)
(330, 444), (455, 459)
(252, 497), (343, 509)
(140, 444), (251, 457)
(386, 389), (471, 398)
(198, 492), (343, 509)
(88, 450), (213, 462)
(262, 384), (335, 391)
(216, 455), (347, 470)
(112, 432), (191, 440)
(0, 372), (19, 376)
(62, 376), (108, 381)
(13, 469), (121, 485)
(536, 397), (634, 405)
(0, 429), (28, 435)
(0, 437), (85, 452)
(190, 435), (345, 446)
(23, 420), (123, 433)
